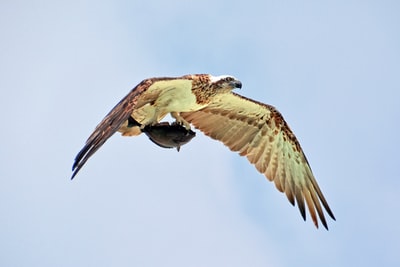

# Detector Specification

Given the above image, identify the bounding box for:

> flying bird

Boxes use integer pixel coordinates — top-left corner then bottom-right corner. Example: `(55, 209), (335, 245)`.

(72, 74), (335, 229)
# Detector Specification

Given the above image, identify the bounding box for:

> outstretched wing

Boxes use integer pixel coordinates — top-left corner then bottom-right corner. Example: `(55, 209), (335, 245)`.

(181, 92), (335, 229)
(71, 79), (155, 179)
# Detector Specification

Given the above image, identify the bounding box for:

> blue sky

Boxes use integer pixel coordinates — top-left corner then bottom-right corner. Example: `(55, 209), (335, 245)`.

(1, 0), (399, 266)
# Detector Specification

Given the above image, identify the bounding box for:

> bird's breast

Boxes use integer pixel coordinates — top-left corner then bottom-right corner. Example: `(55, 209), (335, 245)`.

(130, 79), (207, 125)
(147, 79), (206, 112)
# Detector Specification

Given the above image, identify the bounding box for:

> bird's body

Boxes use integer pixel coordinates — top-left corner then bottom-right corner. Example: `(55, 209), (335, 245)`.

(117, 77), (208, 136)
(72, 74), (335, 229)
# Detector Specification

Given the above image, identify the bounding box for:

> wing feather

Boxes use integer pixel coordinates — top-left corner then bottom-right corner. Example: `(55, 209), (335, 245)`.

(181, 92), (335, 229)
(71, 78), (155, 179)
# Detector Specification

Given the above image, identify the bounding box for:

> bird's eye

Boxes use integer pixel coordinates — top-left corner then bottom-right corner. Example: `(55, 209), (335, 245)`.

(224, 77), (234, 82)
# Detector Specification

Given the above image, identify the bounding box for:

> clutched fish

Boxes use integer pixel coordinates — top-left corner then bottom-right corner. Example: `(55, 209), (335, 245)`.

(126, 116), (195, 151)
(142, 121), (196, 151)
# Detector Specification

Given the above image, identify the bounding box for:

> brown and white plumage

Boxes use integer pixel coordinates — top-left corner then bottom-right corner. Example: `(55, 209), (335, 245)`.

(72, 74), (335, 229)
(180, 93), (335, 229)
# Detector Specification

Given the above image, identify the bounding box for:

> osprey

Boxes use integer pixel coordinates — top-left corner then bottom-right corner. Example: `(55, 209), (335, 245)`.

(72, 74), (335, 229)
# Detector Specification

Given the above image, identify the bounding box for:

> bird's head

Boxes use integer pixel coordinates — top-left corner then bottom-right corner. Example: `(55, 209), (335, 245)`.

(209, 75), (242, 92)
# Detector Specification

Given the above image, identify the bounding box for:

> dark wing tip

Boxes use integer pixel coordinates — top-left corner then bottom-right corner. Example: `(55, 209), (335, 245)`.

(325, 204), (336, 221)
(70, 144), (91, 180)
(69, 80), (150, 180)
(71, 167), (80, 180)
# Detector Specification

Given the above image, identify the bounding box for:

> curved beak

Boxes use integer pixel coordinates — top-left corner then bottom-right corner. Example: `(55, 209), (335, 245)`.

(231, 80), (242, 89)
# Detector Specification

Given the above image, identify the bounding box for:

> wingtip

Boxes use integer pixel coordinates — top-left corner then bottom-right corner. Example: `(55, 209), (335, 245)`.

(327, 209), (336, 221)
(321, 220), (329, 231)
(71, 164), (80, 180)
(70, 170), (77, 180)
(311, 211), (331, 230)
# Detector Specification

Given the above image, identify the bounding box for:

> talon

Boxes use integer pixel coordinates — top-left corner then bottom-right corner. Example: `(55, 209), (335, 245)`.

(141, 121), (156, 130)
(182, 120), (191, 130)
(171, 112), (191, 130)
(176, 118), (191, 130)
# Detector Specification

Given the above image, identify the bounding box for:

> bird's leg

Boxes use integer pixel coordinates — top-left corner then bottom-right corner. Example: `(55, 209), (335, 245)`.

(138, 109), (160, 129)
(171, 112), (191, 130)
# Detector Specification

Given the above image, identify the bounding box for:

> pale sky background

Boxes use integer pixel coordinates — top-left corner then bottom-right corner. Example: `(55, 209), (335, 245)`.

(1, 0), (399, 266)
